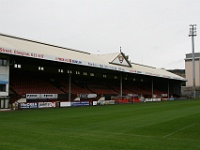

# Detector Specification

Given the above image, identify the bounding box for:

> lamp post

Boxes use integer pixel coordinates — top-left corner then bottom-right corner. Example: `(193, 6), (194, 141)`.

(189, 24), (197, 98)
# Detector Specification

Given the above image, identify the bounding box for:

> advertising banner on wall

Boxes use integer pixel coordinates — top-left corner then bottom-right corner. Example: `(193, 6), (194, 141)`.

(19, 103), (38, 109)
(41, 94), (58, 99)
(19, 102), (56, 109)
(26, 94), (58, 99)
(80, 94), (97, 99)
(71, 101), (90, 107)
(26, 94), (40, 99)
(98, 100), (115, 105)
(144, 98), (161, 102)
(38, 102), (56, 108)
(60, 102), (71, 107)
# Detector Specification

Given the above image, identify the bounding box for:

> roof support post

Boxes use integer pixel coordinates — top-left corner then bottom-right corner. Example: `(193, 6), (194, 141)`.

(152, 78), (154, 101)
(168, 81), (170, 100)
(68, 73), (71, 102)
(120, 74), (122, 98)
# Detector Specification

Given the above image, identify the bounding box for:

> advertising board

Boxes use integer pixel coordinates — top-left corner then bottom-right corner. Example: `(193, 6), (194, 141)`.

(71, 101), (90, 107)
(20, 103), (38, 109)
(38, 102), (56, 108)
(60, 102), (71, 107)
(26, 94), (58, 99)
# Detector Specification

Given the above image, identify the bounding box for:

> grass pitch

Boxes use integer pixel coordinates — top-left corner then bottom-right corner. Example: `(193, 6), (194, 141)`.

(1, 100), (200, 150)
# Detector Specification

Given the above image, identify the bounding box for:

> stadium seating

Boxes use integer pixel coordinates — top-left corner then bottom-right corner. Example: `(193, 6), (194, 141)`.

(10, 72), (64, 96)
(10, 70), (169, 102)
(60, 81), (93, 94)
(87, 82), (118, 95)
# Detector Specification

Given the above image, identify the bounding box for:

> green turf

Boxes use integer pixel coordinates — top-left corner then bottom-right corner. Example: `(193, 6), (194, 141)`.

(1, 100), (200, 150)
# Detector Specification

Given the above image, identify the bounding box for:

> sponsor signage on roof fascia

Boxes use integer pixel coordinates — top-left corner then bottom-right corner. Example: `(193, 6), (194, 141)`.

(0, 46), (144, 75)
(136, 71), (142, 74)
(129, 70), (136, 73)
(71, 59), (82, 64)
(0, 47), (44, 59)
(0, 47), (182, 80)
(145, 72), (152, 76)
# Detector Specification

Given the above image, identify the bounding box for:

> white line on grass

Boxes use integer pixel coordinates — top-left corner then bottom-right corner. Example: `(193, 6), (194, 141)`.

(162, 124), (196, 138)
(73, 129), (158, 139)
(71, 128), (200, 142)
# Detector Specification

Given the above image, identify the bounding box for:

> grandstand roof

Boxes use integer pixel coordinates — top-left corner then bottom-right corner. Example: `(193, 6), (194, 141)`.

(0, 33), (186, 81)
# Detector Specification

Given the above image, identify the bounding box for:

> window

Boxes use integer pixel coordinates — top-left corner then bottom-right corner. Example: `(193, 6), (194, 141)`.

(0, 59), (7, 66)
(58, 69), (63, 73)
(14, 64), (21, 69)
(103, 75), (107, 78)
(67, 70), (72, 74)
(114, 76), (118, 79)
(83, 72), (87, 76)
(14, 64), (17, 68)
(0, 84), (6, 92)
(76, 71), (80, 75)
(90, 73), (94, 76)
(38, 66), (44, 71)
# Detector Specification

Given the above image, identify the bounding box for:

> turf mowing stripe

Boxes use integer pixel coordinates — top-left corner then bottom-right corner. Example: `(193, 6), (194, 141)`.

(162, 124), (196, 138)
(73, 129), (200, 142)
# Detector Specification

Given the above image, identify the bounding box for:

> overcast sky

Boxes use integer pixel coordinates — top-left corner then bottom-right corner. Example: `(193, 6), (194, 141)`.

(1, 0), (200, 69)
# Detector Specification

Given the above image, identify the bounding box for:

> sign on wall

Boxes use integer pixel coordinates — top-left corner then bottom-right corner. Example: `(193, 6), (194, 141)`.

(20, 103), (38, 109)
(71, 101), (90, 107)
(26, 94), (58, 99)
(38, 102), (56, 108)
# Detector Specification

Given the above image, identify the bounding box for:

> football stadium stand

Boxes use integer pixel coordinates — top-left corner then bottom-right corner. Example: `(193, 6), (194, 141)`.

(0, 33), (186, 109)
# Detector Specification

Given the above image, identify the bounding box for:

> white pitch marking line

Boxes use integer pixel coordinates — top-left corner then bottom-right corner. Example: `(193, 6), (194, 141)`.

(163, 124), (196, 138)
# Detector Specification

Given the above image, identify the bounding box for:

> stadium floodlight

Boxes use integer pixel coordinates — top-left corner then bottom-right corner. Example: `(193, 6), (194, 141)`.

(189, 24), (197, 98)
